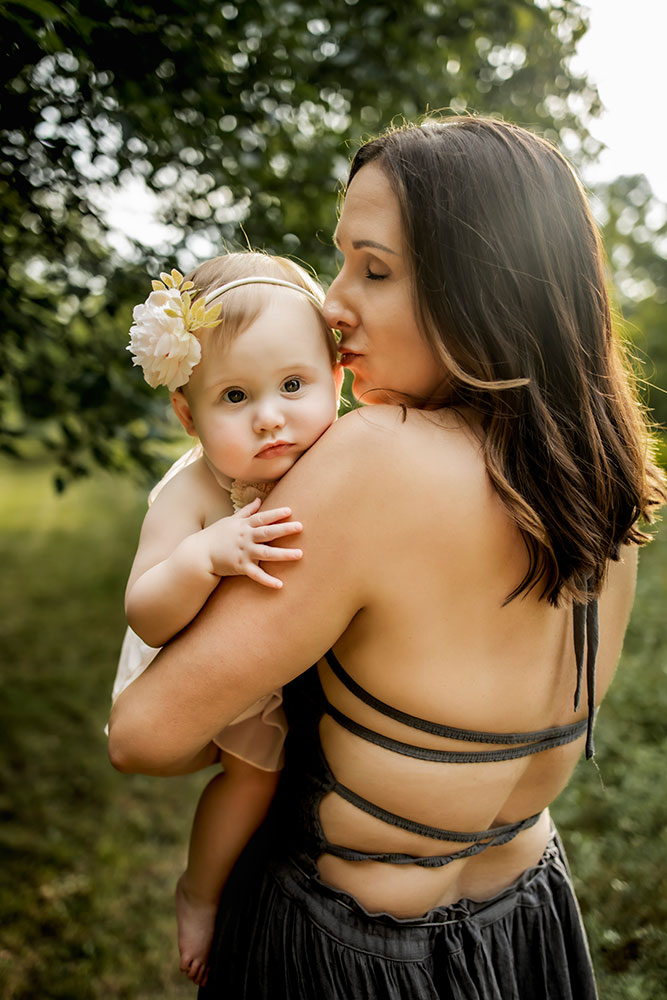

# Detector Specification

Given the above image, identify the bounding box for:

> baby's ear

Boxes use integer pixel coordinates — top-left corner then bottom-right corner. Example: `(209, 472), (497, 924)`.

(332, 362), (344, 399)
(170, 390), (197, 436)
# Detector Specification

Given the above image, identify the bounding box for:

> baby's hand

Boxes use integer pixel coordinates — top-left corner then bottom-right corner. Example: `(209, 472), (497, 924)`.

(204, 498), (303, 589)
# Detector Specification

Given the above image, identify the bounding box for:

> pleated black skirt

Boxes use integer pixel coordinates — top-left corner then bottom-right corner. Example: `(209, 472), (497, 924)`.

(199, 825), (597, 1000)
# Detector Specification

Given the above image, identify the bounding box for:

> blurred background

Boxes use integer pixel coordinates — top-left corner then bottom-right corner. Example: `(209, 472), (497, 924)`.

(1, 1), (665, 996)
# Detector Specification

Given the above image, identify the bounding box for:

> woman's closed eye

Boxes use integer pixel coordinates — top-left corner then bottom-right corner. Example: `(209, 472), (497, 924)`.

(365, 266), (387, 281)
(222, 387), (247, 404)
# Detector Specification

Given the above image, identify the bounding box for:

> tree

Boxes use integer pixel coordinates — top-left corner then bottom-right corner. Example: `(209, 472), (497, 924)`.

(1, 0), (604, 484)
(591, 174), (667, 427)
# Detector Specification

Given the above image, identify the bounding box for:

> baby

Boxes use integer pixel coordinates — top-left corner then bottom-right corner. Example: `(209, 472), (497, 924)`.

(111, 252), (340, 986)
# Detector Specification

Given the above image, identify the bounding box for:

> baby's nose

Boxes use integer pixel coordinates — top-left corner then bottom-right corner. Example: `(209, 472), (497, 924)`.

(253, 401), (286, 433)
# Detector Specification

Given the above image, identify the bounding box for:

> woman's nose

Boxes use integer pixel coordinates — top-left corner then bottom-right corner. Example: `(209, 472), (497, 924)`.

(253, 400), (286, 434)
(323, 272), (356, 331)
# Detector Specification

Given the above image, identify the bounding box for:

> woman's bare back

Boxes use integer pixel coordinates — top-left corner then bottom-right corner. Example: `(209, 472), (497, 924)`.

(308, 406), (637, 916)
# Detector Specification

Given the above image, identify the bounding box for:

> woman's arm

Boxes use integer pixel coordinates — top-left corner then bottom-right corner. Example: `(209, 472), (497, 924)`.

(109, 411), (381, 774)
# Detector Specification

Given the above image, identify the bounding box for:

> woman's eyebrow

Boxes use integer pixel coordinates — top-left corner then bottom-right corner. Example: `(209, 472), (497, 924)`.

(332, 232), (398, 256)
(354, 239), (398, 255)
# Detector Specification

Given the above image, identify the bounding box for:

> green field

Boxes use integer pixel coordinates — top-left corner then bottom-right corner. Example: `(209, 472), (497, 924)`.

(1, 460), (665, 998)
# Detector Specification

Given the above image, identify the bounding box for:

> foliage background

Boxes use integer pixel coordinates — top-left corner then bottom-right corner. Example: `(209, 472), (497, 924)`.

(3, 0), (666, 485)
(1, 0), (665, 996)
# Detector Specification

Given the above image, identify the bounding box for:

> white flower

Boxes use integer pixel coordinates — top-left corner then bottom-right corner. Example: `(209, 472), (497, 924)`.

(128, 287), (202, 391)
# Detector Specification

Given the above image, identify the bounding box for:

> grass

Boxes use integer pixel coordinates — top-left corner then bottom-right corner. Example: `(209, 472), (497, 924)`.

(0, 459), (665, 997)
(0, 460), (209, 999)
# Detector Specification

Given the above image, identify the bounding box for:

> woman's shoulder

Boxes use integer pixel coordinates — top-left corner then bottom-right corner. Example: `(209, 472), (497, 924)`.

(287, 404), (488, 515)
(322, 404), (481, 449)
(327, 405), (483, 475)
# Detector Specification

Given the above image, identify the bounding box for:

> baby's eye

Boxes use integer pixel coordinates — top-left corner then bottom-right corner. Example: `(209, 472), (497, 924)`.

(282, 377), (303, 393)
(222, 388), (246, 403)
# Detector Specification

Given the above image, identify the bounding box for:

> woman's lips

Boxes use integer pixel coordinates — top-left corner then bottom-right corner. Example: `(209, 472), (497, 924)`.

(338, 350), (362, 367)
(255, 441), (293, 459)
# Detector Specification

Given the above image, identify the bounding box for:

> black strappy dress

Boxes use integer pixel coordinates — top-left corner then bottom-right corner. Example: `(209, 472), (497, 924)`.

(200, 603), (599, 999)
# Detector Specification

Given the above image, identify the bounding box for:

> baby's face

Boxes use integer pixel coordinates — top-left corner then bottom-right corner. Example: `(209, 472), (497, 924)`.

(180, 291), (339, 483)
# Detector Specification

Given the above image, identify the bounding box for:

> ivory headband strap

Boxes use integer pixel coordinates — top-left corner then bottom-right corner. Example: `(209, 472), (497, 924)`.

(204, 276), (324, 310)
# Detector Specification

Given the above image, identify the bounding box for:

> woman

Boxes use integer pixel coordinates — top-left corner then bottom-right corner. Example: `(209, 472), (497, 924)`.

(109, 118), (665, 998)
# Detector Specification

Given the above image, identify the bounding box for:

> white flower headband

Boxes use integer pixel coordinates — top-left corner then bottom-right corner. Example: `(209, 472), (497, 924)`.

(127, 269), (325, 392)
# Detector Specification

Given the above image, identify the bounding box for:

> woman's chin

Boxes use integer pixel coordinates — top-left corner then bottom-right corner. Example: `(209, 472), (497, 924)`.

(355, 386), (395, 406)
(346, 369), (400, 406)
(346, 374), (375, 403)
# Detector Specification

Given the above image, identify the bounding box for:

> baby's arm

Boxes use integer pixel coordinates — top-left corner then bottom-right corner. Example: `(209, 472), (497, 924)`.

(125, 462), (303, 648)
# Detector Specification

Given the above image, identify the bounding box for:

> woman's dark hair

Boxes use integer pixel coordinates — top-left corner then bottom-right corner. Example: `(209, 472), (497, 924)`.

(349, 117), (666, 606)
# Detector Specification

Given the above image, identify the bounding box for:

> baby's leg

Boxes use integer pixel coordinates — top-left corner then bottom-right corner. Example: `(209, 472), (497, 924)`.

(175, 753), (280, 987)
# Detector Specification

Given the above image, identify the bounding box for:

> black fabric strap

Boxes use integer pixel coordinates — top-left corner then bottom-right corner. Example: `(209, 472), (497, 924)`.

(325, 649), (586, 746)
(333, 780), (542, 843)
(320, 809), (542, 868)
(572, 595), (599, 760)
(323, 698), (588, 763)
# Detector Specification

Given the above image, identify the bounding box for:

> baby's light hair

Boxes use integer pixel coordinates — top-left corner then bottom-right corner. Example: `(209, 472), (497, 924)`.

(185, 252), (337, 364)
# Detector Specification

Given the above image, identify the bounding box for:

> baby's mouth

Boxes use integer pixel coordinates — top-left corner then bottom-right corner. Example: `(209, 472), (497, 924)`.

(255, 440), (293, 458)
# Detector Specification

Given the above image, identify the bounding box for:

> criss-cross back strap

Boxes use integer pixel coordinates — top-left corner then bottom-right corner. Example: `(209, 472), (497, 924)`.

(314, 596), (600, 866)
(322, 697), (588, 762)
(573, 596), (599, 760)
(323, 649), (589, 761)
(319, 779), (543, 868)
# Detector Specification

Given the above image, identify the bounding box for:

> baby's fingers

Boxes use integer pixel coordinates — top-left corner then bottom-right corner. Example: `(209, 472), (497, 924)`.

(248, 505), (293, 526)
(235, 497), (263, 516)
(252, 544), (303, 562)
(253, 520), (303, 542)
(244, 563), (287, 589)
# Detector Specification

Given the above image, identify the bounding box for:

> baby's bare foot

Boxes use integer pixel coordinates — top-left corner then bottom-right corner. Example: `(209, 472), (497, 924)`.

(175, 872), (219, 988)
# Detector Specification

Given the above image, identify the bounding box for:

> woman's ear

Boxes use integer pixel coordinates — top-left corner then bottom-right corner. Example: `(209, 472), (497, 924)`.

(170, 390), (197, 436)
